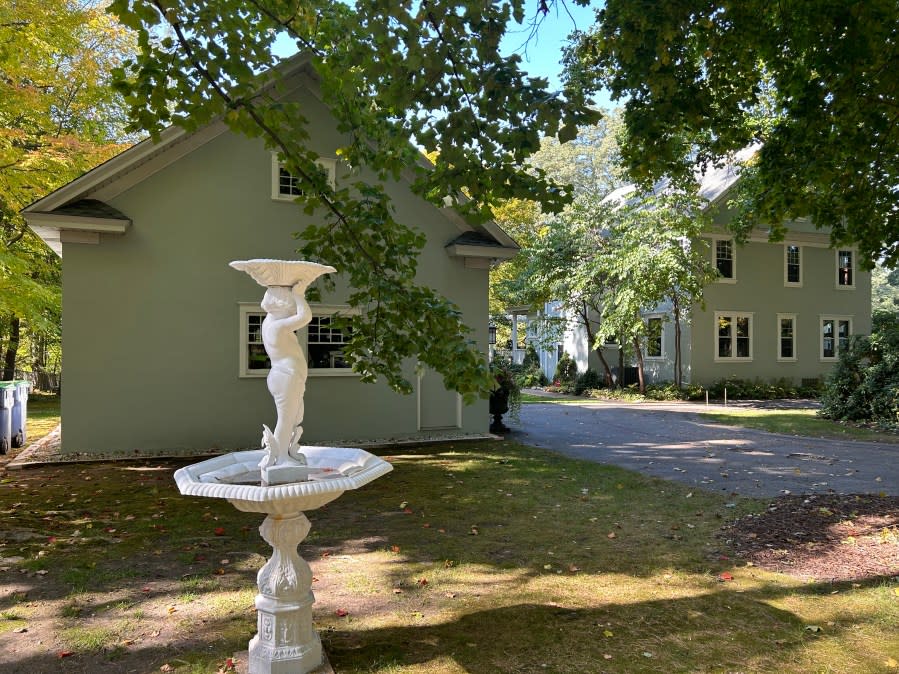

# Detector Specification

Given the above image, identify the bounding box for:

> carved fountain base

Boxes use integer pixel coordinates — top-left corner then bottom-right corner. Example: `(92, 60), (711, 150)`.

(249, 513), (320, 673)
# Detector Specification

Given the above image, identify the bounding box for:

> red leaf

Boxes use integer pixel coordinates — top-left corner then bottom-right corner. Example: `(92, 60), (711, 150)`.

(403, 508), (414, 514)
(390, 545), (401, 553)
(417, 578), (429, 586)
(718, 572), (734, 582)
(213, 527), (226, 536)
(58, 650), (75, 658)
(336, 608), (348, 617)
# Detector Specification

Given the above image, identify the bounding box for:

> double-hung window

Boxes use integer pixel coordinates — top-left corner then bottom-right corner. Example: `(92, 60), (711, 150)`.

(238, 303), (356, 377)
(784, 245), (802, 286)
(821, 316), (852, 360)
(714, 239), (735, 281)
(836, 249), (855, 288)
(715, 312), (752, 360)
(777, 314), (797, 361)
(271, 155), (336, 201)
(645, 316), (663, 358)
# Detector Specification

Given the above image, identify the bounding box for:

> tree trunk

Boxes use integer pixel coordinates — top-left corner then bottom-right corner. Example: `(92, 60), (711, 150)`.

(579, 303), (613, 387)
(632, 336), (646, 394)
(618, 334), (625, 388)
(2, 316), (20, 380)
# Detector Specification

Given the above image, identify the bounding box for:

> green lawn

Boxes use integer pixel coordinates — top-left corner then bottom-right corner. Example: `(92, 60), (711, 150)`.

(0, 440), (895, 672)
(24, 392), (61, 445)
(700, 408), (899, 444)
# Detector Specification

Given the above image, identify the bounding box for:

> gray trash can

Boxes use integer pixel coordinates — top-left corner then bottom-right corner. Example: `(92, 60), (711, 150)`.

(0, 383), (14, 455)
(11, 380), (29, 448)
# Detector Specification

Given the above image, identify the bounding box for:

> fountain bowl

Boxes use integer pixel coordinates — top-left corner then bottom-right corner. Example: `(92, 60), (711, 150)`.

(174, 446), (393, 514)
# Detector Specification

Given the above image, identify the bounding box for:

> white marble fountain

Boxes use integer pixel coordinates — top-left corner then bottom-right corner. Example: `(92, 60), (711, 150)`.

(174, 260), (392, 674)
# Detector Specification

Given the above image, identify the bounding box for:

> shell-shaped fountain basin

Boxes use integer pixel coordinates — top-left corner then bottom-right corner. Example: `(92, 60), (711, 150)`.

(174, 447), (392, 515)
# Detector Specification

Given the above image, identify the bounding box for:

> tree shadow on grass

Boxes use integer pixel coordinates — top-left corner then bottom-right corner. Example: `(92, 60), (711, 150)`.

(323, 580), (897, 673)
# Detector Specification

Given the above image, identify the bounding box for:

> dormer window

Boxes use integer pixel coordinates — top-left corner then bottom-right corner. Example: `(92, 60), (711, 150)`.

(271, 155), (336, 201)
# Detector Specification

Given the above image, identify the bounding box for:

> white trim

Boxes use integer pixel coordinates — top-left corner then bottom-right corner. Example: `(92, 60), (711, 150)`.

(238, 302), (360, 378)
(271, 155), (337, 202)
(713, 311), (754, 362)
(783, 244), (803, 287)
(709, 236), (737, 283)
(835, 248), (856, 290)
(776, 313), (798, 362)
(819, 314), (853, 361)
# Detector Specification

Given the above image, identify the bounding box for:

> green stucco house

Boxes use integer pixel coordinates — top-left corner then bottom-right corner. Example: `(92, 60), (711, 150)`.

(533, 153), (872, 387)
(23, 57), (517, 456)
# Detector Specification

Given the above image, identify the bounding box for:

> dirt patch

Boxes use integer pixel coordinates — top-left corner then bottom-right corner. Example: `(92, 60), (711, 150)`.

(723, 493), (899, 581)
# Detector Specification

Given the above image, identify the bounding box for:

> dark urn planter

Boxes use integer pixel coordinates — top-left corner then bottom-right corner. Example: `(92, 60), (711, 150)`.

(489, 387), (511, 433)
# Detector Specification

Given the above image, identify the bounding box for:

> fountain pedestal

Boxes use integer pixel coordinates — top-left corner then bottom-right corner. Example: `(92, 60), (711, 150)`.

(250, 513), (318, 673)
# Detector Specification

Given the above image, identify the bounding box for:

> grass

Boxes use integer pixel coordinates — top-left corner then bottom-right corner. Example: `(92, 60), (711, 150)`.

(700, 408), (899, 443)
(23, 392), (60, 445)
(0, 441), (896, 672)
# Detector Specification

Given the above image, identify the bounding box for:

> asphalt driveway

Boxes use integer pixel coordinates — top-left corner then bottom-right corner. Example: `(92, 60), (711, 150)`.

(511, 399), (898, 497)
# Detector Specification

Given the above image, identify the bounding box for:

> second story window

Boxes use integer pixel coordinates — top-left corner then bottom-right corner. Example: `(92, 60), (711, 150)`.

(785, 245), (801, 286)
(715, 239), (734, 280)
(271, 156), (336, 202)
(837, 250), (854, 288)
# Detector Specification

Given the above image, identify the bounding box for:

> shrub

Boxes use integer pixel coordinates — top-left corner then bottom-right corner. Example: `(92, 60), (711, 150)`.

(574, 369), (604, 395)
(554, 352), (578, 386)
(820, 311), (899, 424)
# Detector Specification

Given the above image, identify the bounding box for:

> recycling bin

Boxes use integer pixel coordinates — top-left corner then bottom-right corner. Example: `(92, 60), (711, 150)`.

(0, 383), (14, 455)
(11, 380), (29, 448)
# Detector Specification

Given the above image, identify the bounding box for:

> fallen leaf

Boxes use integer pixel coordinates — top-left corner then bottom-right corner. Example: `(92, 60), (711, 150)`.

(444, 592), (457, 598)
(603, 654), (612, 660)
(160, 665), (174, 672)
(885, 657), (898, 669)
(805, 625), (822, 633)
(12, 627), (27, 633)
(417, 578), (429, 586)
(390, 545), (401, 553)
(607, 532), (616, 539)
(718, 572), (734, 582)
(422, 523), (431, 528)
(403, 508), (414, 514)
(58, 651), (75, 658)
(392, 588), (403, 594)
(470, 526), (479, 535)
(568, 564), (581, 573)
(168, 606), (178, 614)
(603, 630), (613, 638)
(336, 609), (348, 617)
(213, 527), (226, 536)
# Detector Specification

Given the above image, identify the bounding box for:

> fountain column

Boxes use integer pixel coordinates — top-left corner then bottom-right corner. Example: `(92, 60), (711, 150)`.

(249, 513), (321, 673)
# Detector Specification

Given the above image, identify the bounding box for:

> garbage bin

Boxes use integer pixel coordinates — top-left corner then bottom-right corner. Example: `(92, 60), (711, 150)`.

(0, 383), (14, 455)
(11, 380), (29, 448)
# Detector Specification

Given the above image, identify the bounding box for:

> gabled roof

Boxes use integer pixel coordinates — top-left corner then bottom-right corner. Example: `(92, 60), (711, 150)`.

(602, 145), (759, 209)
(22, 54), (518, 262)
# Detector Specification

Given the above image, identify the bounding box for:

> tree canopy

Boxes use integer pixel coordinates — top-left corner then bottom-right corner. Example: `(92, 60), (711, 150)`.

(109, 0), (598, 400)
(1, 0), (136, 378)
(567, 0), (899, 266)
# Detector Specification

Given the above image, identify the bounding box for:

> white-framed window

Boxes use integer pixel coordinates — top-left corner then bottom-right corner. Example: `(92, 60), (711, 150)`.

(777, 313), (797, 361)
(836, 249), (855, 289)
(645, 316), (664, 359)
(238, 303), (357, 377)
(271, 155), (337, 201)
(820, 315), (852, 360)
(714, 311), (753, 361)
(713, 238), (736, 282)
(784, 245), (802, 286)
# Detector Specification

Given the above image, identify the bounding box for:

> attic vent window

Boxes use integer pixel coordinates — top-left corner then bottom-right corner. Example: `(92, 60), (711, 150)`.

(271, 155), (336, 201)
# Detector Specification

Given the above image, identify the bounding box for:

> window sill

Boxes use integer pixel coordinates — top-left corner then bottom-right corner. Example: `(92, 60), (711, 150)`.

(644, 356), (665, 361)
(835, 285), (856, 291)
(715, 278), (737, 284)
(713, 357), (753, 363)
(784, 283), (803, 288)
(776, 358), (798, 363)
(308, 370), (359, 377)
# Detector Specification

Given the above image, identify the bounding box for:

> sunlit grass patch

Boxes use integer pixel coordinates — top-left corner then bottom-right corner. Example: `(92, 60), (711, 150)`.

(700, 408), (899, 443)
